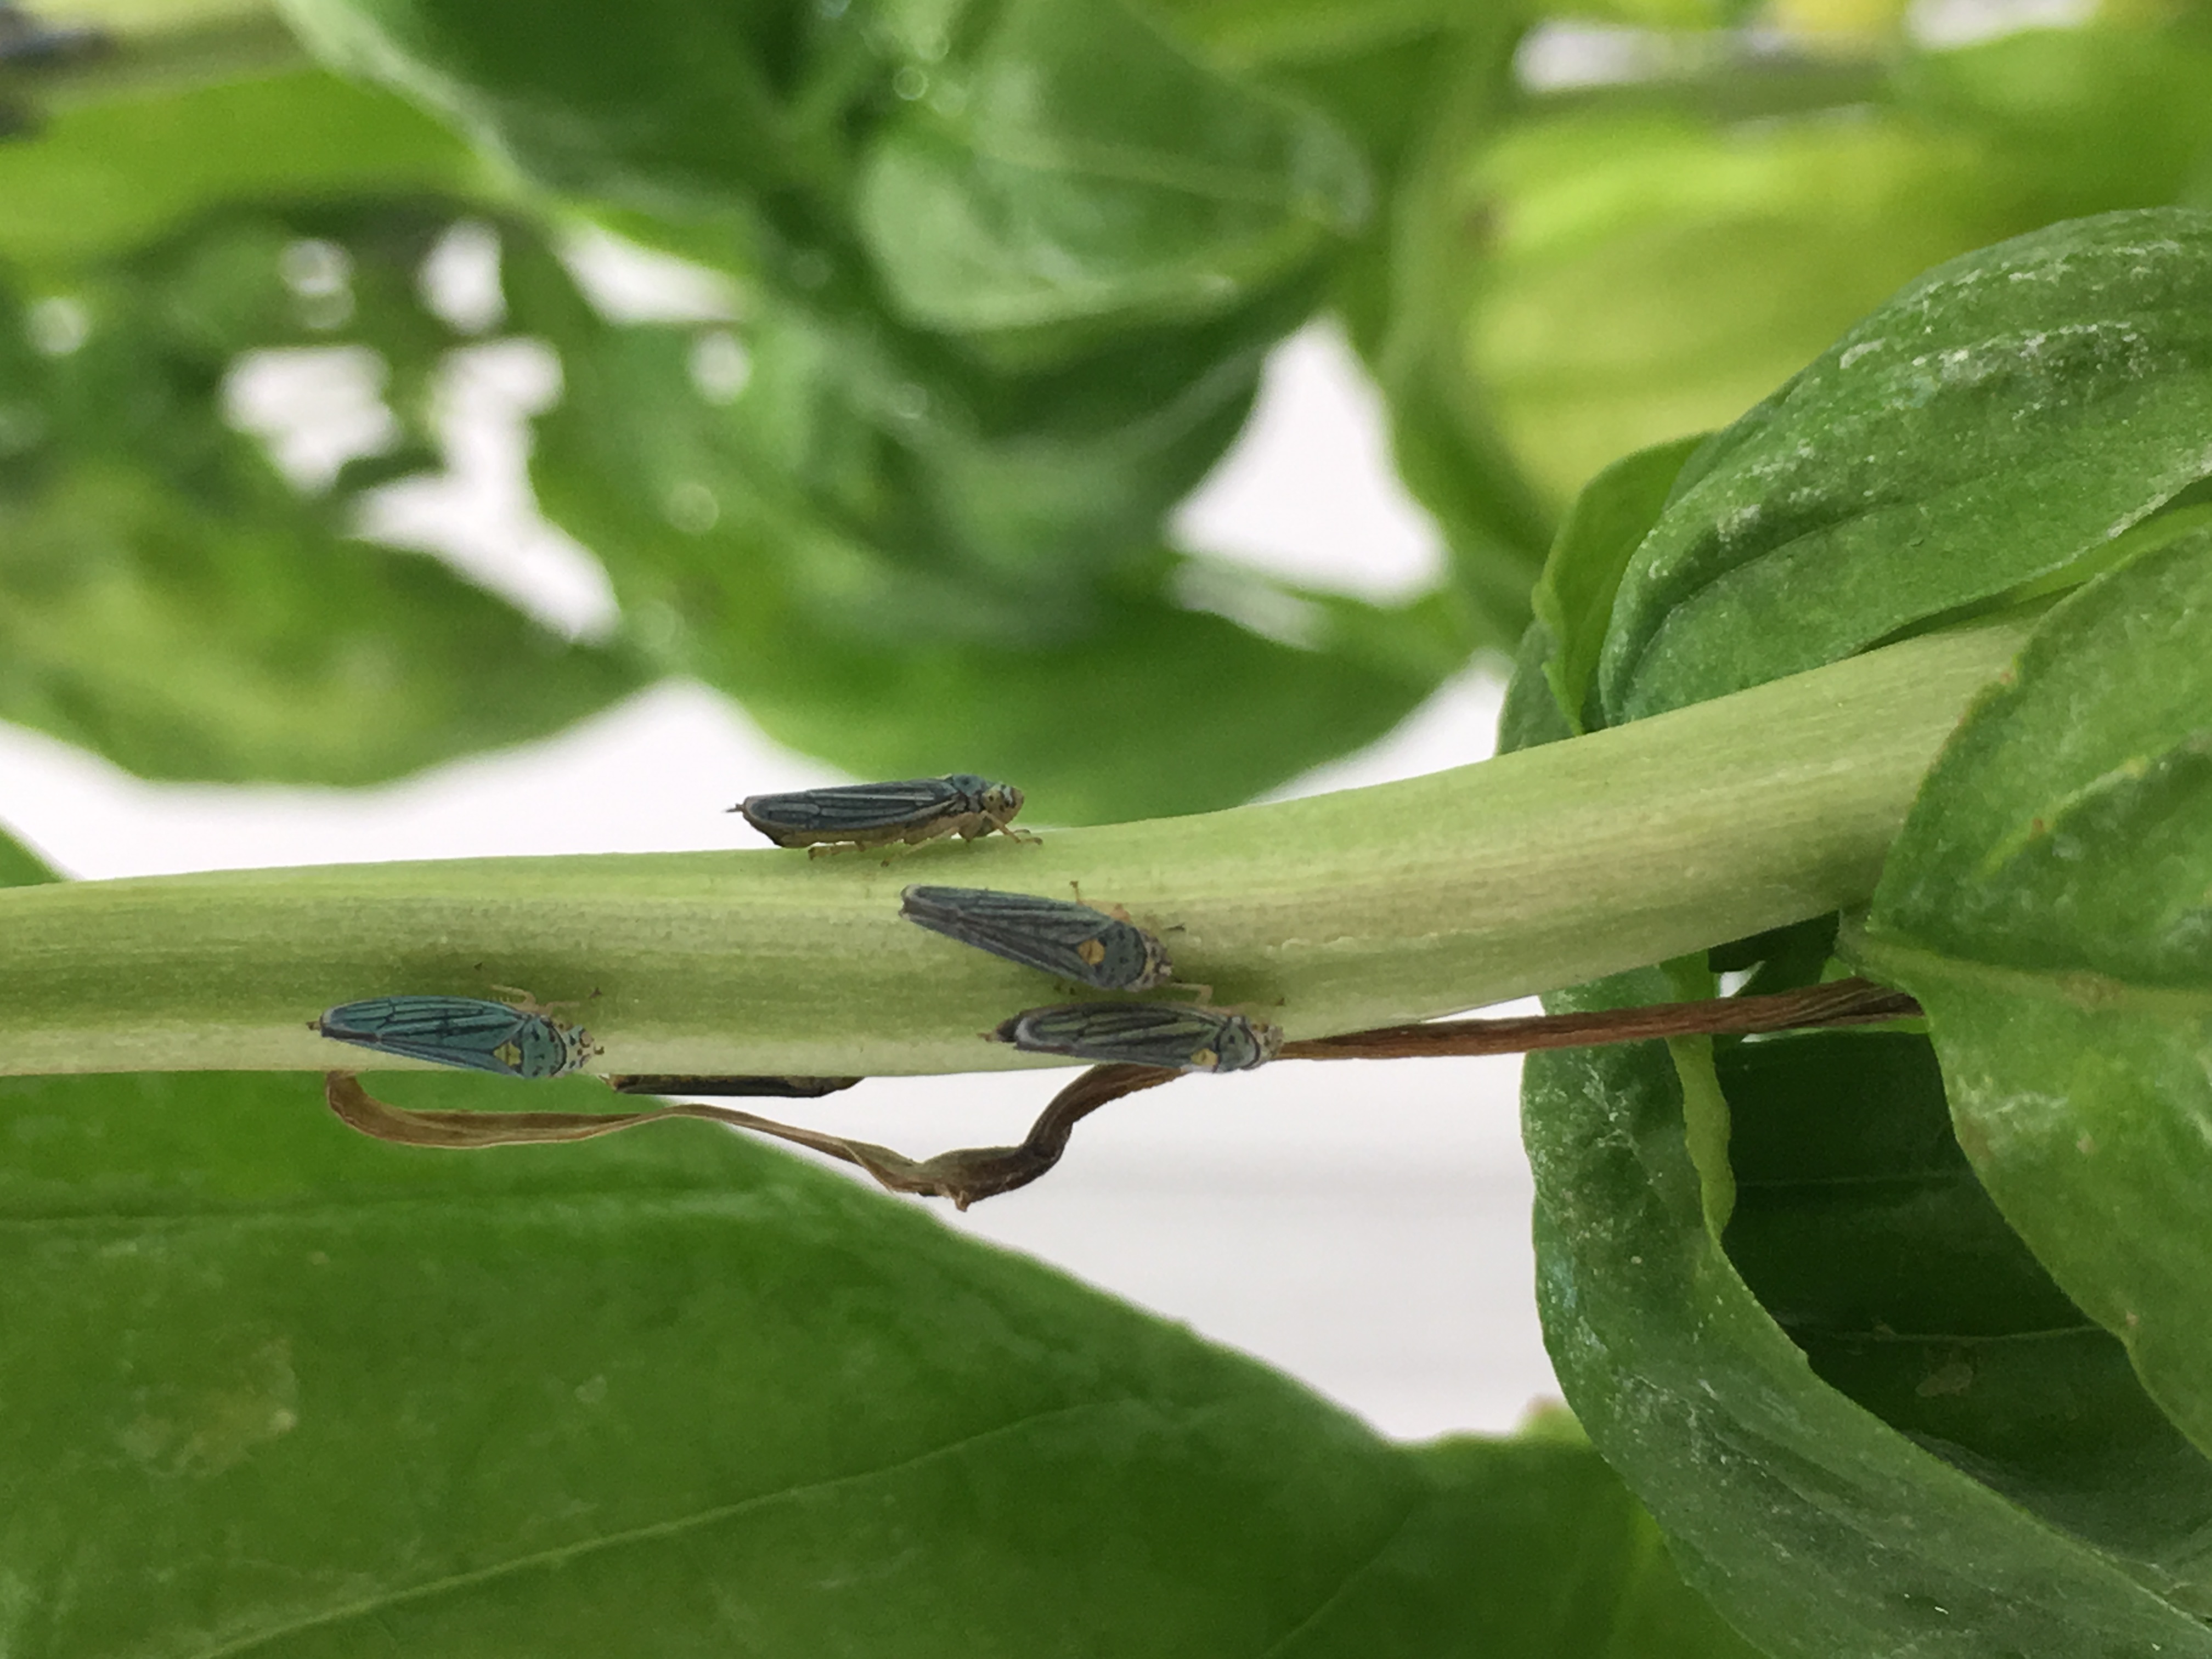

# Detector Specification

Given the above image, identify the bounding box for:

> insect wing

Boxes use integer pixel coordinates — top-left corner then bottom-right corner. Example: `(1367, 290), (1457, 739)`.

(996, 1002), (1256, 1071)
(902, 885), (1160, 989)
(742, 778), (965, 837)
(318, 996), (538, 1077)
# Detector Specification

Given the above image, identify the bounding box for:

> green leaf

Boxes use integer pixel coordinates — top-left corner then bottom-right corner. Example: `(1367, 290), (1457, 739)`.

(0, 461), (645, 784)
(1366, 336), (1556, 655)
(1494, 173), (2212, 1635)
(1528, 432), (1705, 735)
(278, 0), (1456, 796)
(1724, 1031), (2212, 1611)
(1858, 524), (2212, 1458)
(1326, 19), (1558, 657)
(514, 252), (1286, 602)
(855, 0), (1367, 356)
(1897, 26), (2212, 226)
(286, 0), (1368, 365)
(0, 1064), (1758, 1655)
(1147, 3), (1523, 266)
(1494, 617), (1576, 756)
(1519, 969), (2212, 1658)
(546, 445), (1449, 817)
(1138, 0), (1481, 70)
(0, 206), (648, 785)
(1599, 206), (2212, 723)
(747, 582), (1452, 823)
(1341, 23), (2212, 656)
(0, 68), (478, 276)
(1292, 1429), (1768, 1658)
(278, 0), (813, 216)
(511, 246), (1452, 820)
(1419, 24), (2212, 524)
(1502, 572), (2212, 1650)
(1458, 101), (2008, 515)
(0, 823), (59, 887)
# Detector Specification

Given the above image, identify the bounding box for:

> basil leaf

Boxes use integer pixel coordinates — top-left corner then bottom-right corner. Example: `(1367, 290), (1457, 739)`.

(1600, 207), (2212, 723)
(0, 1062), (1757, 1656)
(1860, 523), (2212, 1458)
(0, 207), (646, 784)
(1521, 970), (2212, 1658)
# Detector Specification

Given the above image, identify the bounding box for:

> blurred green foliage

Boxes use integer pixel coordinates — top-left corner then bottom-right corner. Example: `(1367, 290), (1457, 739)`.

(3, 0), (2208, 810)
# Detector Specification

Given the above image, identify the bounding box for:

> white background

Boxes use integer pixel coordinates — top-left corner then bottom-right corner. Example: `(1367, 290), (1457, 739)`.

(0, 314), (1560, 1444)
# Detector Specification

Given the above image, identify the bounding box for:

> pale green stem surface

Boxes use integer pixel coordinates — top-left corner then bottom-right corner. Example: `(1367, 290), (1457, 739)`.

(0, 620), (2029, 1080)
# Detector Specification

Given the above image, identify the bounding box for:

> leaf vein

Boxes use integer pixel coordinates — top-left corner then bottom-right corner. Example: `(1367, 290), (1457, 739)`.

(1252, 1492), (1426, 1658)
(176, 1395), (1148, 1659)
(1851, 930), (2212, 1018)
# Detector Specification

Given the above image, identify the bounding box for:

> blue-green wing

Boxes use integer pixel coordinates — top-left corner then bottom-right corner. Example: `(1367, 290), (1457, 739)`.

(902, 886), (1133, 983)
(317, 996), (534, 1077)
(742, 779), (965, 834)
(1002, 1002), (1228, 1066)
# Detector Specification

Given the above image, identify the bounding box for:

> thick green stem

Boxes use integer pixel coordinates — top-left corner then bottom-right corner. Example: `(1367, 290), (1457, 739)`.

(0, 619), (2028, 1080)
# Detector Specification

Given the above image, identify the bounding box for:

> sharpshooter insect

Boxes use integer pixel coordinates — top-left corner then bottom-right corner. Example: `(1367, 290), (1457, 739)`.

(902, 884), (1173, 992)
(733, 775), (1031, 855)
(990, 1002), (1280, 1073)
(313, 994), (600, 1080)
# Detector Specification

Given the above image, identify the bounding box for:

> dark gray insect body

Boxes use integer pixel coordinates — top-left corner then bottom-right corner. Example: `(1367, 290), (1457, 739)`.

(314, 995), (599, 1079)
(0, 5), (107, 67)
(991, 1002), (1280, 1073)
(901, 884), (1172, 992)
(733, 774), (1029, 854)
(608, 1074), (862, 1099)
